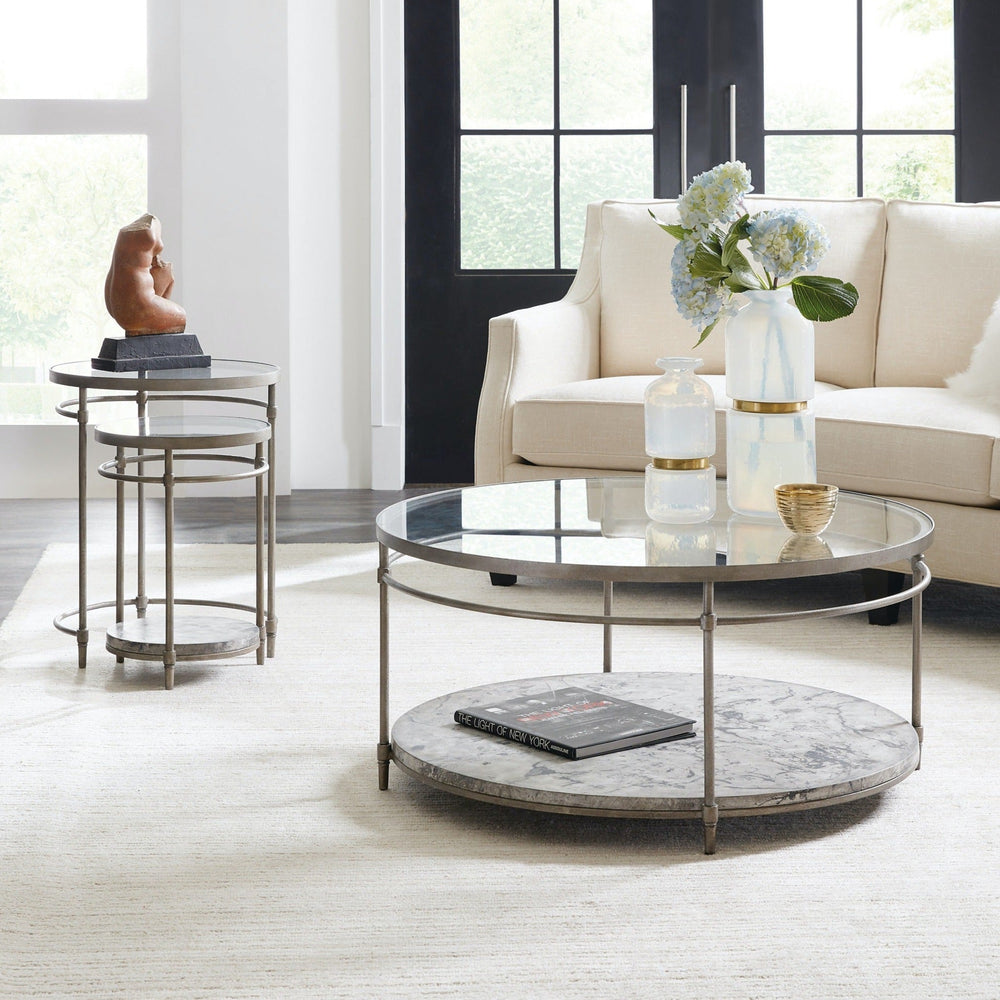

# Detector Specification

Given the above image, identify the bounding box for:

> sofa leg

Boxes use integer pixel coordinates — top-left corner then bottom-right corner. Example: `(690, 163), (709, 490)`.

(861, 569), (905, 625)
(490, 573), (517, 587)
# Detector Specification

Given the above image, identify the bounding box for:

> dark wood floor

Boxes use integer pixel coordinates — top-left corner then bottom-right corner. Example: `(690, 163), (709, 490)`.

(0, 489), (429, 627)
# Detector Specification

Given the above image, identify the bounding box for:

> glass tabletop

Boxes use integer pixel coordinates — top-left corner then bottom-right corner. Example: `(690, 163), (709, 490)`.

(49, 359), (279, 391)
(93, 415), (271, 448)
(376, 478), (935, 582)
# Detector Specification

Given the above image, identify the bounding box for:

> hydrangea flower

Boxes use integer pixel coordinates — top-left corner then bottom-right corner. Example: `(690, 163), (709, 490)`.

(651, 161), (858, 343)
(747, 209), (831, 283)
(678, 161), (753, 239)
(670, 237), (736, 332)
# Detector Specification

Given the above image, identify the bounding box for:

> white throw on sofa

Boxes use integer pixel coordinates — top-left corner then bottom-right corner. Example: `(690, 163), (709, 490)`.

(474, 195), (1000, 589)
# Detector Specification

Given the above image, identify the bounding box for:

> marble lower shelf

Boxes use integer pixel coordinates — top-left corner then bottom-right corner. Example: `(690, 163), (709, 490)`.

(106, 615), (261, 661)
(391, 671), (920, 818)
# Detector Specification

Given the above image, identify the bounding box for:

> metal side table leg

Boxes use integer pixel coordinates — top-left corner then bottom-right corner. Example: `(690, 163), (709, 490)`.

(265, 384), (278, 657)
(76, 387), (89, 670)
(163, 449), (176, 691)
(255, 441), (266, 666)
(114, 446), (126, 663)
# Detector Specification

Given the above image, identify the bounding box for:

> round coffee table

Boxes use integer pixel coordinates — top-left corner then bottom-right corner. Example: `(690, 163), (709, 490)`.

(375, 478), (933, 854)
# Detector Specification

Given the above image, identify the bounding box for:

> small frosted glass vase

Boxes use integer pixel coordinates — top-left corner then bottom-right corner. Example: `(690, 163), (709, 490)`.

(724, 290), (817, 519)
(643, 357), (717, 523)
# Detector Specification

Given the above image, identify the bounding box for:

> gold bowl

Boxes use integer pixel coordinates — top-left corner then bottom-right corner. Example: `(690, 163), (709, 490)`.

(774, 483), (839, 536)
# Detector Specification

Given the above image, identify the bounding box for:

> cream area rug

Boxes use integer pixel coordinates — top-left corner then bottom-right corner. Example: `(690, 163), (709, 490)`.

(2, 542), (999, 999)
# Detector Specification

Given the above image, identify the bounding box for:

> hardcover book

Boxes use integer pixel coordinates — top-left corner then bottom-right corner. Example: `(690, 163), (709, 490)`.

(454, 686), (695, 760)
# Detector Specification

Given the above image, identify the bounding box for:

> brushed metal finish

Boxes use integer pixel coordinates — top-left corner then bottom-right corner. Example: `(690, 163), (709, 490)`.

(376, 478), (933, 854)
(48, 360), (280, 677)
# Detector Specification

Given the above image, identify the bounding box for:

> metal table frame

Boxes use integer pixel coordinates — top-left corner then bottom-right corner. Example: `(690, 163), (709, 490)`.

(49, 360), (279, 672)
(374, 480), (933, 855)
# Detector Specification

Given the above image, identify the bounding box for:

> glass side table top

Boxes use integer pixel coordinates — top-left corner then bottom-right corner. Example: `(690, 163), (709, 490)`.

(376, 478), (934, 583)
(49, 358), (279, 391)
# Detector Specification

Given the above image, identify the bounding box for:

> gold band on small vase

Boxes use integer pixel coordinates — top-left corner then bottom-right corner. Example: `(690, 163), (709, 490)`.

(731, 399), (807, 414)
(651, 457), (710, 471)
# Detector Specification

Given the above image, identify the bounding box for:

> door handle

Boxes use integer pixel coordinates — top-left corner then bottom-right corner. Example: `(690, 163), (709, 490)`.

(680, 84), (688, 194)
(729, 83), (737, 161)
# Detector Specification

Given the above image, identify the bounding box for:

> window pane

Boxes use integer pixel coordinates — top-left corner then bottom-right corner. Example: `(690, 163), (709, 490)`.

(460, 0), (553, 129)
(559, 0), (652, 129)
(862, 0), (954, 129)
(764, 0), (855, 129)
(461, 136), (554, 269)
(0, 135), (147, 424)
(765, 135), (857, 198)
(559, 135), (652, 268)
(0, 0), (146, 99)
(863, 134), (954, 201)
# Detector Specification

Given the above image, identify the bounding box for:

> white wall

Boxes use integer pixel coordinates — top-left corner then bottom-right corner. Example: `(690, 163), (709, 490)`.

(288, 0), (373, 489)
(179, 0), (292, 493)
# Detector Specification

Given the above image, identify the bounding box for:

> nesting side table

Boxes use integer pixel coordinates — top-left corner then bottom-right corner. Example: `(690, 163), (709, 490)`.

(49, 360), (280, 676)
(95, 415), (271, 689)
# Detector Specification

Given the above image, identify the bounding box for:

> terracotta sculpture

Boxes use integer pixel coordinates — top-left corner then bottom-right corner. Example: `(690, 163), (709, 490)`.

(104, 214), (186, 336)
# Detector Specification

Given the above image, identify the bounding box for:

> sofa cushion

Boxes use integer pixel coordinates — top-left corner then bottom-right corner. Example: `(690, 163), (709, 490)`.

(512, 375), (842, 475)
(814, 387), (1000, 506)
(597, 196), (886, 388)
(877, 200), (1000, 388)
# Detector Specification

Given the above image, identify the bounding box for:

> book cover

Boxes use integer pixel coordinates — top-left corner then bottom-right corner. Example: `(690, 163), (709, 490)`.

(454, 686), (695, 760)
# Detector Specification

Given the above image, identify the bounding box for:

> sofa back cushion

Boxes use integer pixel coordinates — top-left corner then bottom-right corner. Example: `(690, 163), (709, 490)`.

(876, 200), (1000, 387)
(596, 195), (886, 388)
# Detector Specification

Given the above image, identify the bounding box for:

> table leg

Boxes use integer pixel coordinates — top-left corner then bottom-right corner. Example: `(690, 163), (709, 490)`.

(378, 542), (392, 789)
(135, 389), (148, 618)
(265, 384), (278, 657)
(701, 581), (719, 855)
(163, 449), (176, 690)
(911, 555), (925, 769)
(76, 388), (89, 670)
(115, 446), (126, 664)
(603, 580), (613, 672)
(255, 442), (266, 665)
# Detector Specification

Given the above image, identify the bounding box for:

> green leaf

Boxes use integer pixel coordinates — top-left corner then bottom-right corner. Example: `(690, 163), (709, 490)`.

(647, 210), (688, 240)
(790, 276), (859, 322)
(689, 243), (730, 280)
(691, 318), (719, 348)
(724, 272), (756, 293)
(724, 247), (761, 291)
(721, 214), (751, 266)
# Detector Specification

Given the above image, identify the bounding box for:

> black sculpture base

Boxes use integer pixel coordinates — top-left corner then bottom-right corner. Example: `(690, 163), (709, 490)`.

(92, 333), (211, 372)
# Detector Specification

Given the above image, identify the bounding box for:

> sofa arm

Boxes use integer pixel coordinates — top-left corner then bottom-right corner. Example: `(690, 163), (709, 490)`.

(474, 297), (600, 484)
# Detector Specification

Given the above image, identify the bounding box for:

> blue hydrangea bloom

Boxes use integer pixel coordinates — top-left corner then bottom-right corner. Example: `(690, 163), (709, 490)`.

(747, 209), (830, 282)
(670, 237), (737, 332)
(678, 161), (753, 239)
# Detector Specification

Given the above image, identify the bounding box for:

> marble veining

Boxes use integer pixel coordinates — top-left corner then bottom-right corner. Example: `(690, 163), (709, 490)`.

(391, 672), (920, 816)
(107, 615), (261, 658)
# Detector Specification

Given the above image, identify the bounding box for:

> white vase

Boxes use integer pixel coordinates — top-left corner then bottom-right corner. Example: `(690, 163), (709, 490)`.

(724, 290), (817, 518)
(643, 357), (716, 523)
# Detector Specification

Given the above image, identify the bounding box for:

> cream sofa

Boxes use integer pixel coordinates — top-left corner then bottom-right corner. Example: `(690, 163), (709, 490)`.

(474, 195), (1000, 589)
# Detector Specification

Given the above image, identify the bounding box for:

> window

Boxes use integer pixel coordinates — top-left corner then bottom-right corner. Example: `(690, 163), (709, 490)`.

(763, 0), (955, 200)
(0, 1), (150, 424)
(458, 0), (654, 271)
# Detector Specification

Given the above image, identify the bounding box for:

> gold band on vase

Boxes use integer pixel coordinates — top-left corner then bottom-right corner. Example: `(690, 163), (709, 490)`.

(731, 399), (807, 414)
(651, 457), (710, 471)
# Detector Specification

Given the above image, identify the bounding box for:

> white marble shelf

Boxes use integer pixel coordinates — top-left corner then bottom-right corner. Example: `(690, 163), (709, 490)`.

(391, 672), (920, 817)
(107, 615), (261, 660)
